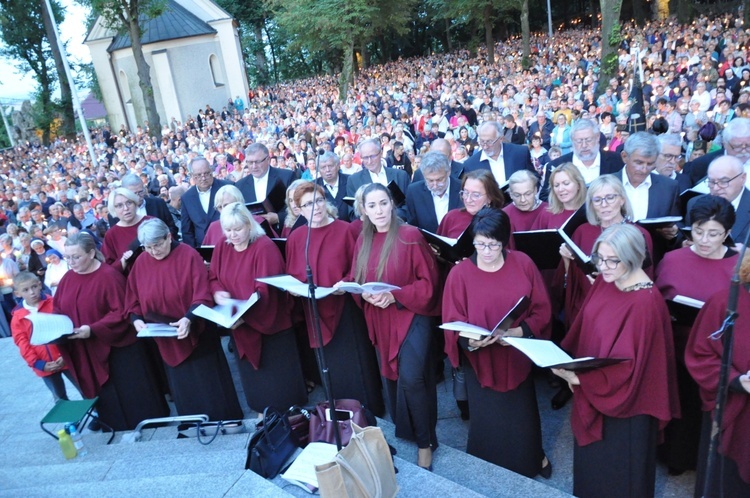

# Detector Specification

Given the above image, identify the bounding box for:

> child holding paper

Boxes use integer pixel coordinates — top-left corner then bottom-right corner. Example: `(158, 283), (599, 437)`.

(10, 272), (77, 401)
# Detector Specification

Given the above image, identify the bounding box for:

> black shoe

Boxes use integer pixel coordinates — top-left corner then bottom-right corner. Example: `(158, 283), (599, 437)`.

(540, 459), (553, 479)
(551, 386), (573, 410)
(87, 418), (101, 432)
(457, 399), (470, 421)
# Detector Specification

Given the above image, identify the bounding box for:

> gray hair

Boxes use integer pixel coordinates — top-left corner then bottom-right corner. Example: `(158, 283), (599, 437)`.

(722, 117), (750, 143)
(120, 173), (142, 189)
(214, 185), (245, 208)
(65, 232), (104, 262)
(592, 224), (646, 275)
(188, 156), (210, 173)
(319, 151), (340, 167)
(138, 218), (170, 246)
(357, 138), (381, 154)
(419, 151), (451, 176)
(244, 142), (269, 157)
(570, 118), (599, 136)
(623, 131), (660, 158)
(586, 175), (633, 224)
(657, 133), (683, 149)
(478, 121), (503, 136)
(109, 187), (140, 208)
(508, 169), (539, 188)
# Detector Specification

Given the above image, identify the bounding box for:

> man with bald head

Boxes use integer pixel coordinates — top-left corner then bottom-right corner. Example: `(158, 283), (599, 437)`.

(682, 117), (750, 187)
(687, 155), (750, 244)
(412, 138), (465, 182)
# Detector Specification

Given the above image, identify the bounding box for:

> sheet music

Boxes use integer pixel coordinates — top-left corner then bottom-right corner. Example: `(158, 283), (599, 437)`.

(192, 292), (260, 328)
(256, 275), (338, 299)
(137, 323), (179, 337)
(27, 313), (74, 345)
(281, 442), (338, 491)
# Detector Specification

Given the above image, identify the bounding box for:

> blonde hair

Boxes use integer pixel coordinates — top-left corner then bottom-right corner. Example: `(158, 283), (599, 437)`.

(547, 163), (587, 214)
(219, 202), (265, 244)
(585, 175), (633, 225)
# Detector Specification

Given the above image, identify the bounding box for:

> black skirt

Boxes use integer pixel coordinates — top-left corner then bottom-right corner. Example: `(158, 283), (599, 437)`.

(464, 362), (544, 478)
(235, 327), (308, 413)
(322, 296), (384, 417)
(658, 361), (702, 472)
(164, 331), (243, 421)
(97, 340), (169, 431)
(694, 411), (750, 498)
(574, 414), (658, 498)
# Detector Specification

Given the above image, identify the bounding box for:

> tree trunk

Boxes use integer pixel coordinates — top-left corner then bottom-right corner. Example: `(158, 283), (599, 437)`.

(745, 0), (750, 27)
(444, 18), (453, 53)
(483, 4), (494, 64)
(521, 0), (530, 60)
(631, 0), (647, 23)
(598, 0), (623, 99)
(35, 45), (53, 144)
(128, 18), (162, 140)
(652, 0), (669, 19)
(339, 37), (354, 102)
(263, 21), (279, 85)
(252, 21), (269, 85)
(39, 0), (75, 139)
(676, 0), (690, 24)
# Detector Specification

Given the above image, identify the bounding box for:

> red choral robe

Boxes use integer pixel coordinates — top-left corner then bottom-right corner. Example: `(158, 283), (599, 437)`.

(202, 216), (267, 245)
(350, 225), (439, 380)
(655, 247), (738, 302)
(54, 263), (135, 398)
(101, 216), (153, 272)
(531, 207), (577, 230)
(209, 236), (291, 369)
(348, 219), (363, 239)
(686, 287), (750, 484)
(561, 277), (680, 446)
(125, 243), (212, 367)
(503, 202), (548, 232)
(286, 220), (355, 347)
(442, 251), (552, 391)
(437, 209), (473, 238)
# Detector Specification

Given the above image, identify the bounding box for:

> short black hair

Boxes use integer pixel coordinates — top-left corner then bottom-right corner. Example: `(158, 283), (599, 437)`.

(690, 195), (736, 231)
(470, 207), (511, 247)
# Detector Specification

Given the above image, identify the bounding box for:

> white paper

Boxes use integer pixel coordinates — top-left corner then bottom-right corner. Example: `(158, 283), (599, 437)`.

(27, 313), (74, 345)
(192, 292), (260, 328)
(439, 321), (492, 337)
(501, 337), (581, 368)
(637, 216), (682, 224)
(256, 275), (337, 299)
(336, 282), (401, 294)
(137, 323), (179, 337)
(673, 295), (705, 309)
(281, 442), (339, 492)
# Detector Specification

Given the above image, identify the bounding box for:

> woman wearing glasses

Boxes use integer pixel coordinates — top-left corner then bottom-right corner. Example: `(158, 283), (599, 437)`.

(339, 183), (439, 470)
(443, 207), (553, 478)
(554, 224), (679, 498)
(126, 218), (243, 420)
(102, 187), (152, 274)
(503, 170), (547, 232)
(437, 170), (506, 238)
(655, 195), (738, 475)
(55, 232), (168, 430)
(285, 182), (384, 415)
(207, 203), (307, 412)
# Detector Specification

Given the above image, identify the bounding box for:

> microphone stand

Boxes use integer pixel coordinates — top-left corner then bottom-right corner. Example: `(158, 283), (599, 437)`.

(702, 227), (750, 497)
(304, 149), (342, 451)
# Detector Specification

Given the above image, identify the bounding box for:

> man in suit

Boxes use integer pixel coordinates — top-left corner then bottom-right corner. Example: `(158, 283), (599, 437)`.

(412, 138), (464, 182)
(682, 117), (750, 188)
(462, 121), (534, 186)
(688, 155), (750, 247)
(316, 151), (350, 221)
(540, 118), (624, 200)
(406, 151), (462, 233)
(654, 133), (692, 193)
(346, 138), (410, 220)
(180, 157), (230, 247)
(235, 143), (295, 229)
(119, 173), (179, 239)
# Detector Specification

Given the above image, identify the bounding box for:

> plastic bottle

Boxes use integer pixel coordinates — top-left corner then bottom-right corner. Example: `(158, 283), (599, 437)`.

(57, 429), (77, 460)
(69, 424), (87, 457)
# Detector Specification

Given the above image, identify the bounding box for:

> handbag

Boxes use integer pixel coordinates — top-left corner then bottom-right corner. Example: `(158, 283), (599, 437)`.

(309, 399), (369, 447)
(315, 423), (398, 498)
(287, 406), (311, 448)
(245, 407), (299, 478)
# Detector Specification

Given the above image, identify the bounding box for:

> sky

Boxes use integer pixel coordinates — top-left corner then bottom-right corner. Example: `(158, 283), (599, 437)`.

(0, 0), (92, 103)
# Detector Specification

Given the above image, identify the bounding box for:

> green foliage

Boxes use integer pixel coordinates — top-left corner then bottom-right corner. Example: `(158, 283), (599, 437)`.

(608, 24), (620, 46)
(0, 109), (10, 149)
(88, 0), (167, 33)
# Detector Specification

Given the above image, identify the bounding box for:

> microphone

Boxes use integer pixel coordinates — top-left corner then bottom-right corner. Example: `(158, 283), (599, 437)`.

(317, 148), (325, 156)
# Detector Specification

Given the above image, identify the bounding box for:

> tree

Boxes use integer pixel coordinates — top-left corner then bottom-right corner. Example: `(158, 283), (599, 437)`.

(40, 0), (76, 139)
(216, 0), (270, 86)
(0, 0), (57, 144)
(88, 0), (166, 139)
(598, 0), (623, 98)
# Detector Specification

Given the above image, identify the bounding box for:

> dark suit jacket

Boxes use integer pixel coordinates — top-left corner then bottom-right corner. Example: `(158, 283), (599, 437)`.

(681, 149), (723, 188)
(180, 179), (230, 248)
(406, 179), (462, 233)
(412, 160), (465, 182)
(540, 150), (624, 201)
(317, 173), (350, 221)
(670, 171), (693, 193)
(619, 170), (682, 218)
(345, 167), (411, 221)
(235, 167), (295, 225)
(108, 196), (179, 240)
(461, 143), (534, 183)
(686, 188), (750, 244)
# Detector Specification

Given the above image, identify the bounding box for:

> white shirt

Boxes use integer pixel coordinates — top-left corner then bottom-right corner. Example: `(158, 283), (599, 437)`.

(368, 167), (388, 186)
(572, 152), (602, 184)
(254, 169), (270, 203)
(622, 171), (652, 221)
(432, 186), (451, 225)
(136, 199), (147, 218)
(324, 177), (339, 198)
(480, 148), (506, 185)
(731, 188), (744, 212)
(198, 188), (212, 214)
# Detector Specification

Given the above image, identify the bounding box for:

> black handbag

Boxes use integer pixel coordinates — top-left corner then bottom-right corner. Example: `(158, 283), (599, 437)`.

(245, 407), (299, 478)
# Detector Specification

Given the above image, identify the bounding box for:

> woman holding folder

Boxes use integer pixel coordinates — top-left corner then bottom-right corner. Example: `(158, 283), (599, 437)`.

(554, 224), (679, 498)
(285, 182), (384, 415)
(340, 183), (439, 470)
(442, 207), (553, 478)
(208, 203), (307, 412)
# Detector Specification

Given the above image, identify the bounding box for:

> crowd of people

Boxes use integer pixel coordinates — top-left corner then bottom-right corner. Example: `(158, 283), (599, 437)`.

(3, 11), (750, 498)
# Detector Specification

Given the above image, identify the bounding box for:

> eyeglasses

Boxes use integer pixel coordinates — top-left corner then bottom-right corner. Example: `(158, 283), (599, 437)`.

(113, 201), (136, 210)
(473, 242), (502, 251)
(572, 136), (597, 146)
(143, 237), (169, 253)
(704, 172), (744, 189)
(659, 153), (681, 162)
(510, 191), (536, 201)
(192, 171), (212, 179)
(459, 190), (486, 201)
(63, 254), (83, 262)
(726, 141), (750, 151)
(692, 227), (726, 240)
(591, 253), (621, 269)
(300, 198), (326, 210)
(590, 193), (620, 205)
(478, 136), (502, 148)
(246, 156), (269, 165)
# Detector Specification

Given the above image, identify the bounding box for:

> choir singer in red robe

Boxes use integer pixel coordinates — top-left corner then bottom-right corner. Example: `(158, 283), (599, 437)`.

(202, 185), (269, 245)
(686, 251), (750, 497)
(102, 188), (151, 273)
(437, 170), (505, 238)
(532, 163), (587, 230)
(127, 219), (243, 421)
(209, 203), (308, 412)
(286, 182), (384, 415)
(55, 232), (168, 430)
(339, 183), (439, 470)
(442, 207), (553, 478)
(503, 170), (547, 231)
(554, 224), (679, 498)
